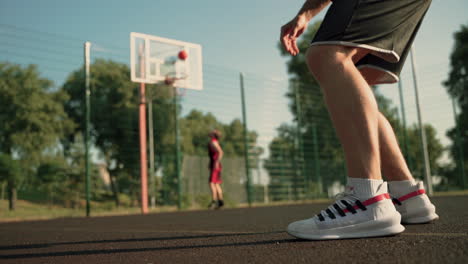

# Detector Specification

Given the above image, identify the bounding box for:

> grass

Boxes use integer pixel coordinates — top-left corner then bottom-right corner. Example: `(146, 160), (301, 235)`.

(0, 200), (178, 223)
(1, 190), (467, 223)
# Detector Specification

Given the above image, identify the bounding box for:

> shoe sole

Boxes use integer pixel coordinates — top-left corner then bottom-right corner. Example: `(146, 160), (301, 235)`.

(402, 213), (439, 224)
(400, 206), (439, 224)
(287, 216), (405, 240)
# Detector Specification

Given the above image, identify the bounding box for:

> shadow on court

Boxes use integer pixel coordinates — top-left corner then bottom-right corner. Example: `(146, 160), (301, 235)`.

(0, 236), (300, 260)
(0, 195), (467, 263)
(0, 231), (286, 251)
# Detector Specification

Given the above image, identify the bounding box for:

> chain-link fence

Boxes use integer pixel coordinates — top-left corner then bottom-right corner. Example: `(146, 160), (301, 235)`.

(0, 24), (466, 217)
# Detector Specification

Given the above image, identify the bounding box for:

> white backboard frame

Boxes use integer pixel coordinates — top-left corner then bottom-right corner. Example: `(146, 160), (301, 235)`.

(130, 32), (203, 90)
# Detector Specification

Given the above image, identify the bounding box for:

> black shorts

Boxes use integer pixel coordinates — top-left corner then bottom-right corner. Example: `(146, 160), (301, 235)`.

(311, 0), (432, 84)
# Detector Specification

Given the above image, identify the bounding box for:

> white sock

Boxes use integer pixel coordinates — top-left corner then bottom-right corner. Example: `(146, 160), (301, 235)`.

(388, 179), (418, 198)
(346, 177), (385, 199)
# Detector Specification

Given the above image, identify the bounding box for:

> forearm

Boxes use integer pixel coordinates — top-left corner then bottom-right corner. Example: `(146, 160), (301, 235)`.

(297, 0), (331, 21)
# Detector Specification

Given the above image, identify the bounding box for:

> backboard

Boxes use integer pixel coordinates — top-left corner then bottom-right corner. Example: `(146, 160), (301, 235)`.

(130, 32), (203, 90)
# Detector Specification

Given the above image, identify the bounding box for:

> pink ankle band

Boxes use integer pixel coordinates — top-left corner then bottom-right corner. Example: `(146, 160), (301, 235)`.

(395, 189), (425, 203)
(363, 193), (391, 206)
(342, 193), (390, 213)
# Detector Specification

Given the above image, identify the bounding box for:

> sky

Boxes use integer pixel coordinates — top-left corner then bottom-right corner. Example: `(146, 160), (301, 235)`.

(0, 0), (464, 78)
(1, 0), (467, 178)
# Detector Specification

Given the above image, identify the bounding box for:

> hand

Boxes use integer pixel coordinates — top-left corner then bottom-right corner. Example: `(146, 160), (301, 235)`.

(280, 15), (308, 56)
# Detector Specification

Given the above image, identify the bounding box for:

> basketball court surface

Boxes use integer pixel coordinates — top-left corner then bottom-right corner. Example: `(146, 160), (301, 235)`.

(1, 195), (467, 263)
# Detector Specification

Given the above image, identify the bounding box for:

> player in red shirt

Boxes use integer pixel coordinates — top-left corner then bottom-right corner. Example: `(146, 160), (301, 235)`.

(208, 130), (224, 209)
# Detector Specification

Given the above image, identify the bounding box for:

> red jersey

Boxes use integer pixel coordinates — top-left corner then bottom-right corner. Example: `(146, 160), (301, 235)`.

(208, 138), (220, 168)
(208, 137), (222, 183)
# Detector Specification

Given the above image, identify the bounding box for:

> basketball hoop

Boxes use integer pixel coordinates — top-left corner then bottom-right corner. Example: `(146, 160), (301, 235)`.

(164, 73), (188, 97)
(130, 32), (203, 90)
(164, 73), (188, 86)
(129, 32), (202, 215)
(164, 75), (177, 86)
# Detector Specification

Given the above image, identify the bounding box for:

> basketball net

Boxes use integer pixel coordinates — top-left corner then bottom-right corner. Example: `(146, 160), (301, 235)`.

(164, 73), (188, 96)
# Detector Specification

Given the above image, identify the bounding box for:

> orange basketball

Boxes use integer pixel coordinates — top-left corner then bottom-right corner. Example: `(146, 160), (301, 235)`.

(178, 50), (188, 60)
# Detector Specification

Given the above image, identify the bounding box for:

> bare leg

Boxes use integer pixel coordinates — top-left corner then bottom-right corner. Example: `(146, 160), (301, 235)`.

(378, 113), (413, 181)
(209, 183), (218, 201)
(215, 184), (223, 200)
(360, 68), (413, 181)
(306, 45), (381, 180)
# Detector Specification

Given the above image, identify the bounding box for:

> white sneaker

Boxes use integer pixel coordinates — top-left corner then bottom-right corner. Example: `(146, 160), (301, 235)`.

(391, 181), (439, 224)
(287, 182), (404, 240)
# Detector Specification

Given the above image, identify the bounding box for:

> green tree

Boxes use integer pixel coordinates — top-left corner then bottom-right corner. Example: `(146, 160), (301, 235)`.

(271, 21), (346, 197)
(405, 125), (444, 182)
(180, 110), (219, 156)
(443, 23), (468, 189)
(162, 109), (260, 205)
(36, 157), (68, 205)
(0, 62), (75, 209)
(0, 154), (21, 210)
(62, 133), (99, 208)
(264, 124), (305, 200)
(63, 59), (176, 206)
(180, 110), (259, 157)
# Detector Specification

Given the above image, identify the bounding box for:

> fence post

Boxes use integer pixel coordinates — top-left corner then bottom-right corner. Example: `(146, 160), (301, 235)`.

(294, 81), (306, 197)
(410, 47), (433, 195)
(398, 79), (411, 170)
(148, 90), (156, 208)
(312, 123), (322, 196)
(174, 91), (182, 209)
(452, 97), (466, 189)
(84, 41), (91, 217)
(138, 47), (149, 214)
(240, 73), (252, 206)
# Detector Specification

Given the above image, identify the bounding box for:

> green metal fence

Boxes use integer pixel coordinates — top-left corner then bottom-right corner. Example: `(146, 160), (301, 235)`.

(0, 24), (466, 216)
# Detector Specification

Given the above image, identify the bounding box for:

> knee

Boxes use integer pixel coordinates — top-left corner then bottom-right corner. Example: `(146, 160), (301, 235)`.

(305, 46), (325, 77)
(306, 45), (354, 80)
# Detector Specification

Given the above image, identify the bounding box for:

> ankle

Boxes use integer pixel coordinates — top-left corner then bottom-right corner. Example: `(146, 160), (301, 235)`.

(385, 171), (414, 181)
(388, 179), (418, 197)
(347, 177), (385, 199)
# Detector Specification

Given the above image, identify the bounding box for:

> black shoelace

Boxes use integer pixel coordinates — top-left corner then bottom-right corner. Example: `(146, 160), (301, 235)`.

(316, 199), (367, 222)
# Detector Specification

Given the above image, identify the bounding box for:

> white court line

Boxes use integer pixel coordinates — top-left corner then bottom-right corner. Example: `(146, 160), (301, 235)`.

(401, 232), (467, 237)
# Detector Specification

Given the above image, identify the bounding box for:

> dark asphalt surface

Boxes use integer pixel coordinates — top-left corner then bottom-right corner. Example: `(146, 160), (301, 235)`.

(0, 195), (467, 264)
